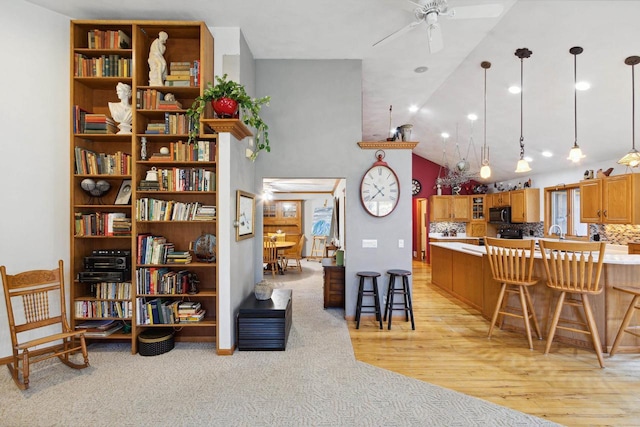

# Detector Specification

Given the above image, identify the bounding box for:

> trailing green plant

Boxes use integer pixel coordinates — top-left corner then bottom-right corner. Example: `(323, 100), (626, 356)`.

(187, 74), (271, 161)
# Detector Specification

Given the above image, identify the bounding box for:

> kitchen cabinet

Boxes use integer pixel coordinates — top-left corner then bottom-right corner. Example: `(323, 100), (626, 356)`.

(487, 192), (510, 208)
(470, 196), (485, 221)
(467, 222), (487, 237)
(510, 188), (540, 223)
(429, 195), (470, 222)
(580, 174), (640, 224)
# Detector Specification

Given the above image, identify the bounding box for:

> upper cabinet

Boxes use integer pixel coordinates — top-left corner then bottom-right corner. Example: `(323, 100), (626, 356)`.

(510, 188), (540, 223)
(263, 200), (303, 240)
(580, 174), (640, 224)
(429, 195), (470, 222)
(487, 192), (510, 209)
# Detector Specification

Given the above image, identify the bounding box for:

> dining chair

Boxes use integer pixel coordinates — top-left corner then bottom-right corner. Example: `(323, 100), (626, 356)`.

(1, 260), (90, 389)
(485, 237), (542, 350)
(284, 234), (305, 272)
(263, 238), (279, 277)
(539, 240), (606, 368)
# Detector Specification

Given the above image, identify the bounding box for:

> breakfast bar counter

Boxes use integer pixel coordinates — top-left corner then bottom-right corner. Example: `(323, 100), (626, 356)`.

(429, 241), (640, 353)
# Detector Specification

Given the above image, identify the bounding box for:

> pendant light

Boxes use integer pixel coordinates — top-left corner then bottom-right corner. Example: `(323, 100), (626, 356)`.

(480, 61), (492, 179)
(568, 47), (586, 162)
(514, 48), (532, 173)
(618, 56), (640, 168)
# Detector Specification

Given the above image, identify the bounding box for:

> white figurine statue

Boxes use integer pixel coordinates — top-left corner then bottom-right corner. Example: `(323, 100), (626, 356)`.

(108, 82), (132, 134)
(148, 31), (168, 86)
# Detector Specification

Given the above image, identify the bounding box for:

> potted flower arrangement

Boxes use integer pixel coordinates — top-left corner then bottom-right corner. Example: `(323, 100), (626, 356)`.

(187, 73), (271, 160)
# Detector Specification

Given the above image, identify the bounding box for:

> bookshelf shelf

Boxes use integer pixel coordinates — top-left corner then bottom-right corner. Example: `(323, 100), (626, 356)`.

(70, 20), (218, 354)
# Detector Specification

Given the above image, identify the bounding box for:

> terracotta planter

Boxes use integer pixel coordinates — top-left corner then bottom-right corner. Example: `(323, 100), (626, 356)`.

(211, 97), (239, 118)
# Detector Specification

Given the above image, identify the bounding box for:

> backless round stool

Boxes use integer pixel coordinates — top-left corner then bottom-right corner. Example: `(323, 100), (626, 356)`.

(384, 269), (415, 330)
(355, 271), (383, 329)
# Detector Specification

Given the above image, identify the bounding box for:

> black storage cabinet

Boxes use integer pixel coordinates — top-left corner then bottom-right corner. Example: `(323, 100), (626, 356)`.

(237, 288), (292, 351)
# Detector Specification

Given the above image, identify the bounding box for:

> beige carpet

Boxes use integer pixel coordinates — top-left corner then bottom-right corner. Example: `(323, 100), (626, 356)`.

(0, 259), (559, 426)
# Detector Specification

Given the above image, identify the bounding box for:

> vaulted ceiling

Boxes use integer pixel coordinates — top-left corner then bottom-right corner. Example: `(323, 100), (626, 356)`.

(28, 0), (640, 184)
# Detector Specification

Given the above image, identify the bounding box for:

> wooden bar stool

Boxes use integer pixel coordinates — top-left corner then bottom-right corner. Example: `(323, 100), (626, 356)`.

(539, 240), (606, 368)
(355, 271), (383, 329)
(383, 269), (415, 330)
(610, 286), (640, 356)
(485, 237), (542, 350)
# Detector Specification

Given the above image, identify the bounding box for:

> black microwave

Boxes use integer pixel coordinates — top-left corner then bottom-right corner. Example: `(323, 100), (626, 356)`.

(489, 206), (511, 224)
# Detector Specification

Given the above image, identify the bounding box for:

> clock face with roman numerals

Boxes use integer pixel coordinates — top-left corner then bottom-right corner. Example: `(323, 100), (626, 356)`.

(360, 163), (400, 217)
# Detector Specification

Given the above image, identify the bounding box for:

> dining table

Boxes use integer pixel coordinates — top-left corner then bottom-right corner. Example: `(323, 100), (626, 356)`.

(263, 240), (296, 274)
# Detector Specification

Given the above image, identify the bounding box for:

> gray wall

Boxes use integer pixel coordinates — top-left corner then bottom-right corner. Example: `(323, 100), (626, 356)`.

(254, 60), (414, 317)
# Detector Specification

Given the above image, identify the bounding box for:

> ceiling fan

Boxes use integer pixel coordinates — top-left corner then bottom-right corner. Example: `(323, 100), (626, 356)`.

(373, 0), (504, 53)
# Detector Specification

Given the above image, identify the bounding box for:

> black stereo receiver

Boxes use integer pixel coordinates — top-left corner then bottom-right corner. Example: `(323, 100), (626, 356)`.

(84, 256), (130, 271)
(78, 271), (130, 283)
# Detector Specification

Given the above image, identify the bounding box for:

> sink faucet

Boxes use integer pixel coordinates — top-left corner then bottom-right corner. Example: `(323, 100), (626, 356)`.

(548, 224), (565, 240)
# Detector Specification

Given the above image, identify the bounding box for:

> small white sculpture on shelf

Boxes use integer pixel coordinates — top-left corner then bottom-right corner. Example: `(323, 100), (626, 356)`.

(148, 31), (168, 86)
(108, 82), (132, 134)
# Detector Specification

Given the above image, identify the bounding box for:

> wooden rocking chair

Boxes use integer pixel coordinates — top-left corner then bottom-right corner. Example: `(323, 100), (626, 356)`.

(1, 260), (89, 389)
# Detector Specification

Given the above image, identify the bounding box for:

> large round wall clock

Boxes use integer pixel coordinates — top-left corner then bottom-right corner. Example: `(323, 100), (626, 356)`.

(360, 150), (400, 217)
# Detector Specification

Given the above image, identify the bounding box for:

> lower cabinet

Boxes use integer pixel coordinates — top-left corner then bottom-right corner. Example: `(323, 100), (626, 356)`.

(237, 289), (292, 351)
(322, 258), (345, 308)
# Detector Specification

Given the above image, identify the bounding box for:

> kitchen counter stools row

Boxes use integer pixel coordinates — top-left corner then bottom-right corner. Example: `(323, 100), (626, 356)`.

(355, 270), (415, 330)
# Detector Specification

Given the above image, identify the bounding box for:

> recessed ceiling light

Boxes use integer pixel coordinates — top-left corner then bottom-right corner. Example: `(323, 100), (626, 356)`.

(541, 151), (553, 157)
(524, 156), (533, 162)
(414, 66), (428, 73)
(441, 132), (450, 138)
(409, 105), (419, 112)
(576, 81), (591, 91)
(509, 85), (521, 94)
(467, 113), (478, 121)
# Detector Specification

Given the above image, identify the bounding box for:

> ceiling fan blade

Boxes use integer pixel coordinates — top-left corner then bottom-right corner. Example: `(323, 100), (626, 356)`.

(373, 20), (422, 47)
(448, 4), (503, 19)
(427, 23), (443, 53)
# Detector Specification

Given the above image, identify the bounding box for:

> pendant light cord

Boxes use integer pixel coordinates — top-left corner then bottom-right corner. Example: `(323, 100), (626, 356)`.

(633, 62), (636, 151)
(574, 52), (578, 147)
(520, 56), (525, 158)
(484, 66), (487, 160)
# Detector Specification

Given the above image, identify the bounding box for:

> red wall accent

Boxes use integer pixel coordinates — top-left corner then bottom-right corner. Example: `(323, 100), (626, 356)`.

(411, 153), (480, 263)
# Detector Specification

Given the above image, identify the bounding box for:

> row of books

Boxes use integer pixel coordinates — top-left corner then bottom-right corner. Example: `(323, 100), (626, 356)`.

(75, 300), (132, 319)
(87, 29), (131, 49)
(144, 113), (194, 135)
(73, 53), (132, 77)
(137, 235), (192, 265)
(144, 167), (215, 192)
(89, 281), (132, 300)
(163, 60), (200, 87)
(137, 299), (206, 325)
(136, 89), (183, 110)
(135, 199), (216, 222)
(76, 112), (118, 134)
(74, 212), (132, 237)
(74, 146), (131, 175)
(136, 268), (192, 295)
(76, 319), (124, 337)
(147, 140), (215, 162)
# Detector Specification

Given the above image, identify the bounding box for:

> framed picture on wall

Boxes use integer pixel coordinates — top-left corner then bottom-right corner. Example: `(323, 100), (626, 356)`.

(236, 190), (255, 241)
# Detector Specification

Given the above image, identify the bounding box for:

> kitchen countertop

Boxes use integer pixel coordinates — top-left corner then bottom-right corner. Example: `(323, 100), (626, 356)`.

(428, 233), (480, 240)
(429, 240), (640, 265)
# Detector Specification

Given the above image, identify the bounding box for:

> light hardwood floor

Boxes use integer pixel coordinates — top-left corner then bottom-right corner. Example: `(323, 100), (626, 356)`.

(348, 260), (640, 427)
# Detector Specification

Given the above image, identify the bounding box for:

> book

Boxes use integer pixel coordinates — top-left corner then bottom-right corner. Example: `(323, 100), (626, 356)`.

(76, 319), (116, 331)
(80, 323), (123, 337)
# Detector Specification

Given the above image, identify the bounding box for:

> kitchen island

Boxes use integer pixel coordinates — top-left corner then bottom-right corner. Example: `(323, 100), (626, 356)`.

(430, 240), (640, 353)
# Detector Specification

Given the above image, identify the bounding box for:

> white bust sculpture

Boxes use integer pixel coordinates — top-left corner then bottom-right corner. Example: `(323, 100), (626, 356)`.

(108, 82), (132, 134)
(148, 31), (168, 86)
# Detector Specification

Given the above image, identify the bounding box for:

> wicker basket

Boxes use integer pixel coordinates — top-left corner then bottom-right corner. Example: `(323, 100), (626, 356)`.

(138, 329), (175, 356)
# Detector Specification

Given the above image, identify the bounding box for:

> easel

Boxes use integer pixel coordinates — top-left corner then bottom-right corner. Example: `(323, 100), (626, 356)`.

(308, 235), (326, 261)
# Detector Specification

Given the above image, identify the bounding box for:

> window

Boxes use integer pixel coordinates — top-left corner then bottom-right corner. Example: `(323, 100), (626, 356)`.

(544, 184), (588, 239)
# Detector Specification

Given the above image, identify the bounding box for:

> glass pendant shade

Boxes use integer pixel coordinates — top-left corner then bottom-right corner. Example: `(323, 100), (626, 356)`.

(618, 149), (640, 167)
(480, 164), (491, 179)
(515, 158), (531, 173)
(568, 145), (585, 162)
(619, 56), (640, 168)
